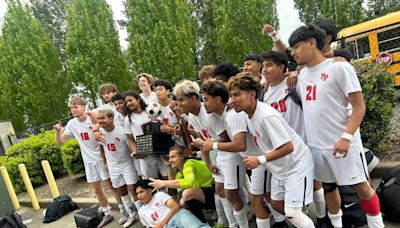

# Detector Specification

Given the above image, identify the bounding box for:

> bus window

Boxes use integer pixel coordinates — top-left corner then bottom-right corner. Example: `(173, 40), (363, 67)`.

(377, 27), (400, 52)
(347, 36), (371, 60)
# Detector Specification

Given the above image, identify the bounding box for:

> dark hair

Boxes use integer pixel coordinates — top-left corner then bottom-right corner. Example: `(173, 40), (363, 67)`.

(154, 79), (173, 92)
(213, 62), (241, 82)
(243, 53), (262, 63)
(111, 92), (125, 102)
(133, 179), (153, 192)
(288, 24), (326, 50)
(201, 80), (229, 103)
(262, 51), (289, 73)
(312, 18), (337, 43)
(124, 90), (147, 122)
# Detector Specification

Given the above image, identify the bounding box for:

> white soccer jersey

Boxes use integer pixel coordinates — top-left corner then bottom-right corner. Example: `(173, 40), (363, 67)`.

(63, 116), (102, 163)
(188, 104), (231, 159)
(247, 101), (313, 180)
(297, 58), (363, 149)
(263, 77), (306, 142)
(138, 192), (172, 227)
(100, 126), (134, 171)
(113, 112), (125, 129)
(159, 104), (184, 146)
(224, 110), (261, 156)
(140, 92), (157, 105)
(124, 111), (152, 140)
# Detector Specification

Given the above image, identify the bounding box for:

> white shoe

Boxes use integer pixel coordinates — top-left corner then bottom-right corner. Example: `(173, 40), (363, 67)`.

(123, 215), (138, 228)
(118, 212), (128, 225)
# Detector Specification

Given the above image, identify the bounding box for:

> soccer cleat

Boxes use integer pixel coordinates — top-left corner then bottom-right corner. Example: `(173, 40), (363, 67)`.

(97, 214), (114, 228)
(316, 216), (333, 228)
(122, 215), (138, 228)
(118, 212), (128, 225)
(271, 220), (289, 228)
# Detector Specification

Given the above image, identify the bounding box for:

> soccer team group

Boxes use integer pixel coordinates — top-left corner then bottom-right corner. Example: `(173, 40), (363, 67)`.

(54, 19), (385, 228)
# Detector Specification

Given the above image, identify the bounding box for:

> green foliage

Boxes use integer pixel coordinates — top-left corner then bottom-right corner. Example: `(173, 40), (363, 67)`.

(0, 0), (70, 132)
(60, 139), (84, 175)
(213, 0), (277, 66)
(0, 156), (28, 193)
(66, 0), (130, 106)
(126, 0), (198, 83)
(6, 130), (65, 187)
(354, 61), (396, 153)
(365, 0), (400, 20)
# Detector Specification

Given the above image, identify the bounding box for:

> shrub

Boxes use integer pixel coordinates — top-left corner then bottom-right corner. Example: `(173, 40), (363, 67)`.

(60, 139), (84, 175)
(354, 61), (396, 153)
(0, 156), (29, 193)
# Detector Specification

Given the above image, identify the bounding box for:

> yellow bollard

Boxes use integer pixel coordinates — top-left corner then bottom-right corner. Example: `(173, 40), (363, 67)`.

(18, 164), (40, 210)
(41, 160), (60, 198)
(0, 166), (20, 210)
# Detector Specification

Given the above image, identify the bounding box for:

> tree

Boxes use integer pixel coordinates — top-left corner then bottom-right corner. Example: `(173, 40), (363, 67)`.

(30, 0), (71, 69)
(0, 0), (70, 132)
(126, 0), (198, 83)
(66, 0), (130, 107)
(293, 0), (365, 29)
(365, 0), (400, 19)
(213, 0), (278, 66)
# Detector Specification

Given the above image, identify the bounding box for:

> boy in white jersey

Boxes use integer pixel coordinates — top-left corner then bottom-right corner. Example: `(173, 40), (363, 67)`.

(199, 81), (249, 228)
(123, 91), (168, 181)
(173, 80), (234, 228)
(288, 24), (384, 228)
(135, 180), (210, 228)
(154, 79), (185, 147)
(97, 109), (140, 228)
(55, 97), (114, 227)
(228, 73), (315, 228)
(136, 73), (158, 105)
(262, 51), (329, 226)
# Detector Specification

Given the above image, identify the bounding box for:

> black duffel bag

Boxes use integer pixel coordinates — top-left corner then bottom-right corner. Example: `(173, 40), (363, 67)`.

(376, 165), (400, 222)
(0, 212), (26, 228)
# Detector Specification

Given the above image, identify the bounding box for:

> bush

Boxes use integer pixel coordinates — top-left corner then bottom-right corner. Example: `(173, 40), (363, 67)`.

(6, 129), (65, 187)
(354, 61), (396, 153)
(0, 156), (29, 193)
(60, 139), (84, 175)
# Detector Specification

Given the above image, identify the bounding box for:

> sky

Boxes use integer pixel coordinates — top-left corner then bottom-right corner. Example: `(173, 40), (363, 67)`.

(0, 0), (303, 49)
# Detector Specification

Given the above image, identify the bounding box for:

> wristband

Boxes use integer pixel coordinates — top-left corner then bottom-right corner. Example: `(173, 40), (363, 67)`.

(93, 129), (99, 133)
(268, 31), (280, 42)
(213, 142), (218, 151)
(258, 155), (267, 164)
(341, 132), (353, 141)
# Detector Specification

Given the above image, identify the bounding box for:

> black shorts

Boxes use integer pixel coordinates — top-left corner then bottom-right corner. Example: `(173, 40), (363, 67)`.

(201, 185), (216, 209)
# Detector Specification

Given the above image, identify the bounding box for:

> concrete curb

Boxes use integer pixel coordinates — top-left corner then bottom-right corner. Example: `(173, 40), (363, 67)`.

(19, 162), (400, 210)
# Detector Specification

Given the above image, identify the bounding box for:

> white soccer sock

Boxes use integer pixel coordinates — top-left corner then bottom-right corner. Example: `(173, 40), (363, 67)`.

(256, 218), (270, 228)
(215, 194), (227, 224)
(134, 200), (141, 211)
(366, 213), (384, 228)
(233, 207), (249, 228)
(328, 209), (343, 228)
(267, 202), (285, 222)
(121, 194), (134, 217)
(102, 206), (112, 216)
(118, 203), (125, 213)
(313, 188), (327, 218)
(220, 197), (238, 228)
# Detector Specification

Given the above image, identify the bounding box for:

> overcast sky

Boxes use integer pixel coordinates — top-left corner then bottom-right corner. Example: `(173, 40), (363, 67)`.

(0, 0), (303, 49)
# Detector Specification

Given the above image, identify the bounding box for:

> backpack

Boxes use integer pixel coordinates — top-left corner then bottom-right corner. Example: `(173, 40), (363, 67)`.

(0, 212), (26, 228)
(43, 194), (77, 223)
(376, 165), (400, 222)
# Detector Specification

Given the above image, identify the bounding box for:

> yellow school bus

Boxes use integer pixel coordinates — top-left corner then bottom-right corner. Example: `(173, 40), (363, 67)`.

(337, 11), (400, 87)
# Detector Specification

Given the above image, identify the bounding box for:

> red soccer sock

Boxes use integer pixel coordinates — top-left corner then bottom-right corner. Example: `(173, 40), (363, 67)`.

(359, 192), (380, 215)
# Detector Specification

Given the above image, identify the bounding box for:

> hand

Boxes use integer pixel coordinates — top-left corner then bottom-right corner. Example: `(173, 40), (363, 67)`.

(54, 121), (62, 132)
(190, 135), (204, 149)
(174, 125), (183, 136)
(285, 71), (298, 89)
(262, 80), (270, 92)
(262, 24), (276, 34)
(130, 151), (145, 159)
(93, 131), (105, 143)
(333, 138), (350, 158)
(243, 156), (261, 169)
(160, 124), (170, 133)
(202, 138), (213, 153)
(161, 154), (171, 166)
(149, 178), (165, 190)
(207, 164), (220, 175)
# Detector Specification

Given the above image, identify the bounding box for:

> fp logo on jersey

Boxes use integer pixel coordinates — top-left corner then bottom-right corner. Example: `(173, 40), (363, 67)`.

(320, 73), (329, 81)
